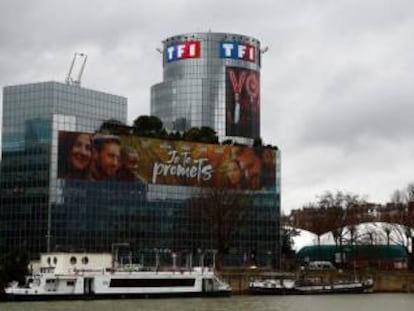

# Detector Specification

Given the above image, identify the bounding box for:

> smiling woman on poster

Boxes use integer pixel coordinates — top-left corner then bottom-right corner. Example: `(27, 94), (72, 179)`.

(226, 159), (247, 189)
(58, 132), (92, 180)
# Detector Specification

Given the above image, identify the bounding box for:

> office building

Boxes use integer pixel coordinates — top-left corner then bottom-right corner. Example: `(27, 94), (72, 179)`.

(0, 81), (127, 256)
(1, 33), (280, 267)
(151, 32), (262, 145)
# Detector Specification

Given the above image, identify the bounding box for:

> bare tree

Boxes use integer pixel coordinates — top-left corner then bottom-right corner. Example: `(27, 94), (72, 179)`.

(358, 224), (380, 245)
(316, 191), (366, 265)
(376, 183), (414, 268)
(288, 203), (332, 246)
(380, 223), (393, 246)
(389, 186), (414, 251)
(406, 183), (414, 202)
(188, 188), (251, 270)
(279, 218), (299, 271)
(287, 190), (366, 267)
(390, 189), (407, 206)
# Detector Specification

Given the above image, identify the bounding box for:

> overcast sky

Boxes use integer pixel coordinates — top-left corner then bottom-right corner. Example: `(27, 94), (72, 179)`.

(1, 0), (414, 215)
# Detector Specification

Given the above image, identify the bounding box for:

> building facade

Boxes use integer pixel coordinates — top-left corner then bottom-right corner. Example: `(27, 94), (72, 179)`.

(151, 32), (262, 145)
(53, 133), (280, 267)
(1, 33), (280, 267)
(0, 81), (127, 256)
(150, 32), (280, 266)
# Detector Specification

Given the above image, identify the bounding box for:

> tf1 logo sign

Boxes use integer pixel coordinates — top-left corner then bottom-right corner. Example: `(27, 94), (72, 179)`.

(219, 42), (256, 63)
(165, 41), (201, 63)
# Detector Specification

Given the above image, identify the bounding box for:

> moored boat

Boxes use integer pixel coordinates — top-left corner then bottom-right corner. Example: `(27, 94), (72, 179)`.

(4, 252), (231, 301)
(249, 277), (374, 295)
(249, 278), (297, 295)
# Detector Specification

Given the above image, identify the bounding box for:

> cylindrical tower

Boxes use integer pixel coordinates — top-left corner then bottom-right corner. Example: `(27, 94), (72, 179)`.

(151, 32), (261, 144)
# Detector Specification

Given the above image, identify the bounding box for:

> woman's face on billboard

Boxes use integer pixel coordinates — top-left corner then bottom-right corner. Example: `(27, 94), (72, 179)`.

(227, 160), (242, 186)
(70, 133), (92, 170)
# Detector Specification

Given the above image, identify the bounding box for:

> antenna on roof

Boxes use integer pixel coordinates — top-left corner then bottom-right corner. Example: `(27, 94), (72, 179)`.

(260, 46), (269, 54)
(65, 52), (88, 86)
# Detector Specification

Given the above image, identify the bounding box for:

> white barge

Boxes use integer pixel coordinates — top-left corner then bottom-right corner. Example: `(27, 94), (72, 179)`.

(5, 252), (231, 300)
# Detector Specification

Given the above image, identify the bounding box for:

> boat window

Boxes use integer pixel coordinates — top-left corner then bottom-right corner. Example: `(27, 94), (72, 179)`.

(47, 257), (51, 265)
(67, 280), (75, 286)
(70, 256), (77, 265)
(109, 278), (196, 288)
(81, 256), (89, 265)
(41, 267), (55, 273)
(53, 257), (58, 265)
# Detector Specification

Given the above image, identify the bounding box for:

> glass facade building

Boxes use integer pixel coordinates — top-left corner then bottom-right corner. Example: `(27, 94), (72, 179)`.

(151, 32), (262, 145)
(0, 81), (127, 257)
(53, 132), (281, 267)
(1, 34), (280, 267)
(149, 32), (280, 266)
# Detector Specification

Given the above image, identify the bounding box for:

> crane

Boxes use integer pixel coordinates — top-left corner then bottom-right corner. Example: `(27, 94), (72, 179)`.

(65, 52), (87, 86)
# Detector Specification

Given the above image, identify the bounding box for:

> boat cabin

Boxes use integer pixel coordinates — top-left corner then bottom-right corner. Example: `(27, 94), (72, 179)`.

(35, 253), (112, 275)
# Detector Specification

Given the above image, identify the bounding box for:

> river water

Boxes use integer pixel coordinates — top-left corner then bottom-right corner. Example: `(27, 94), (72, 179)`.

(0, 294), (413, 311)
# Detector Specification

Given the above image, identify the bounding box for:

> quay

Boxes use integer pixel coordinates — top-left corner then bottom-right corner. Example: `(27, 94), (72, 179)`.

(221, 269), (414, 294)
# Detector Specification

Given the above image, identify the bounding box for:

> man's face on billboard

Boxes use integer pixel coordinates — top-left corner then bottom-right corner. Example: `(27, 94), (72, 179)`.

(124, 151), (139, 172)
(96, 142), (120, 178)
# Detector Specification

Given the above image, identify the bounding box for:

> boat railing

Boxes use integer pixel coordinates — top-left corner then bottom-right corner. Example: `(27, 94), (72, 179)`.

(103, 264), (214, 275)
(113, 264), (144, 272)
(73, 268), (106, 275)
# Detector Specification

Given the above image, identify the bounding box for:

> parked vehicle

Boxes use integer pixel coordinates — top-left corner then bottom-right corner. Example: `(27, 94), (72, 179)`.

(307, 261), (336, 270)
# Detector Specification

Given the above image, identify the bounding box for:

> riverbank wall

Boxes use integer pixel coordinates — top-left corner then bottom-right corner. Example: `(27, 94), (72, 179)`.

(373, 271), (414, 292)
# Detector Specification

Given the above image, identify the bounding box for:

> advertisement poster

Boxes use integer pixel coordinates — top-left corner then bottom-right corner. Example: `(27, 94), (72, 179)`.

(58, 131), (275, 191)
(225, 67), (260, 138)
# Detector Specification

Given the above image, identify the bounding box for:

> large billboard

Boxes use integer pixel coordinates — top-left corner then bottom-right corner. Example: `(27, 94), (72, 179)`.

(57, 131), (276, 191)
(225, 67), (260, 138)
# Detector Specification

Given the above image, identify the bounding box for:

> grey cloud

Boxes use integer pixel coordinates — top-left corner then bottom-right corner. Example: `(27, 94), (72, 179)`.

(299, 52), (414, 148)
(1, 0), (414, 213)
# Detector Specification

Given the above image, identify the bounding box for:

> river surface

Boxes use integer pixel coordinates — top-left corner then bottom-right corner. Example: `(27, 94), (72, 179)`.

(0, 294), (413, 311)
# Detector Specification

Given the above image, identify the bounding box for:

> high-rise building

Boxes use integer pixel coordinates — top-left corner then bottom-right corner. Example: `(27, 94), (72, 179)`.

(149, 33), (280, 266)
(1, 35), (280, 268)
(0, 81), (127, 256)
(151, 32), (261, 145)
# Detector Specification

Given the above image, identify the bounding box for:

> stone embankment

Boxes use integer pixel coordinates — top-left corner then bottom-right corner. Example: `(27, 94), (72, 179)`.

(373, 271), (414, 292)
(221, 269), (414, 294)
